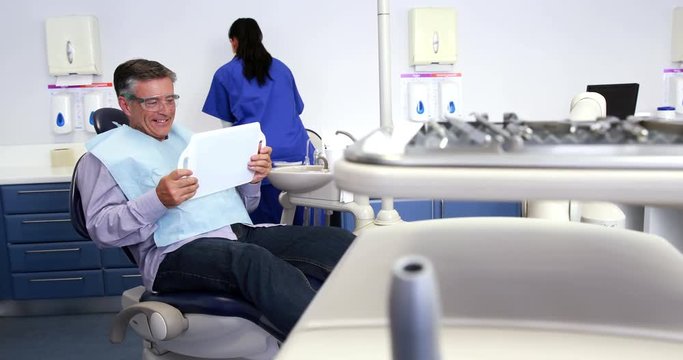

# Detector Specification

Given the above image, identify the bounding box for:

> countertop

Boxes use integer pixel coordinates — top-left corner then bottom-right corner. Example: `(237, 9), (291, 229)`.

(0, 143), (86, 185)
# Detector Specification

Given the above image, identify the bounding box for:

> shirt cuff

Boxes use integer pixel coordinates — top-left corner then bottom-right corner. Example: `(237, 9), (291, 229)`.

(131, 189), (167, 223)
(241, 181), (261, 195)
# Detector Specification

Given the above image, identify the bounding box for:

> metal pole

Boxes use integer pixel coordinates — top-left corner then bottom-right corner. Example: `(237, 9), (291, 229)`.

(378, 0), (393, 130)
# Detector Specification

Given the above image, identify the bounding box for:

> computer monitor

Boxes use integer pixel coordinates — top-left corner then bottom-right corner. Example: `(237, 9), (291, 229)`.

(585, 83), (639, 119)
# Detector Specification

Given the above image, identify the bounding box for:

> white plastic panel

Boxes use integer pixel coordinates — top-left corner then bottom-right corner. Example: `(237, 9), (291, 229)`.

(407, 82), (431, 121)
(50, 93), (73, 134)
(438, 81), (460, 119)
(45, 16), (102, 75)
(409, 8), (457, 66)
(673, 8), (683, 62)
(82, 91), (104, 133)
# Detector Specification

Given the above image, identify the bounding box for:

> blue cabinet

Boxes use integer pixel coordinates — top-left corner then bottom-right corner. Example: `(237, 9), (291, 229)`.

(101, 248), (136, 268)
(103, 268), (143, 296)
(0, 194), (10, 299)
(440, 200), (522, 218)
(12, 270), (104, 300)
(8, 241), (101, 272)
(101, 248), (140, 295)
(1, 182), (141, 300)
(5, 213), (87, 243)
(1, 184), (70, 214)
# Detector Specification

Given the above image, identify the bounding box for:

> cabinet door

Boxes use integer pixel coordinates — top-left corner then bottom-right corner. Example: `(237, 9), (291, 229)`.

(1, 183), (70, 214)
(5, 213), (85, 244)
(101, 248), (137, 268)
(103, 268), (142, 296)
(0, 199), (10, 299)
(441, 200), (522, 218)
(12, 270), (104, 299)
(9, 241), (101, 272)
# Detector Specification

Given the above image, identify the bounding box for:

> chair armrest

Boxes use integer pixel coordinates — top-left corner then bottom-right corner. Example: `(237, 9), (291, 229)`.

(110, 301), (189, 343)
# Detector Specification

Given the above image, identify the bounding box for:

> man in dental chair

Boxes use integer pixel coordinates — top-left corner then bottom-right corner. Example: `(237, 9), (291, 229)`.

(76, 58), (355, 336)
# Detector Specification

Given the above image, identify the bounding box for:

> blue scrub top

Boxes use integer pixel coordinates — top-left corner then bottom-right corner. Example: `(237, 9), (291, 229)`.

(203, 57), (308, 164)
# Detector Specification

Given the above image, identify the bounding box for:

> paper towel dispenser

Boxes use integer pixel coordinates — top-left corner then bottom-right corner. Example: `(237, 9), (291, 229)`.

(409, 8), (457, 66)
(45, 15), (102, 76)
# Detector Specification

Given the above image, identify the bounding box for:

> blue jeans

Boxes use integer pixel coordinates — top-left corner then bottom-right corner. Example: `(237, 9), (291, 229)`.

(152, 224), (354, 335)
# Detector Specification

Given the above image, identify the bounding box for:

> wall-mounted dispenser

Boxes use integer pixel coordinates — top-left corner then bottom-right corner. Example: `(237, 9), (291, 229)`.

(409, 8), (457, 66)
(673, 8), (683, 63)
(438, 81), (460, 119)
(51, 93), (73, 134)
(82, 91), (104, 133)
(45, 15), (102, 76)
(408, 82), (431, 121)
(401, 72), (462, 122)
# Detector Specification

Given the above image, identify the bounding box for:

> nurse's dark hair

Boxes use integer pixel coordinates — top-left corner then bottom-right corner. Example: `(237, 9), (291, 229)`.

(229, 18), (272, 86)
(113, 59), (177, 97)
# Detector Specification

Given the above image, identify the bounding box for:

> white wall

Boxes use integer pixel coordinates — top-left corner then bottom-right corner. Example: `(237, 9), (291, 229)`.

(1, 0), (682, 146)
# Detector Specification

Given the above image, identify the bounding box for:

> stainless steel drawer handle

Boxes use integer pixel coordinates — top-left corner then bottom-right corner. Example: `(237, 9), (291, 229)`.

(122, 274), (142, 278)
(17, 189), (70, 194)
(25, 248), (81, 254)
(29, 277), (84, 282)
(21, 219), (71, 224)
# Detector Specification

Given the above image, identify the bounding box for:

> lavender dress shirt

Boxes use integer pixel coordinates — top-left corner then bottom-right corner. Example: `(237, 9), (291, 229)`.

(76, 152), (262, 290)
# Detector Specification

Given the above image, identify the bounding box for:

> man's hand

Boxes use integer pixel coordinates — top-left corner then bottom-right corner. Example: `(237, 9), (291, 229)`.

(156, 169), (199, 208)
(249, 144), (272, 184)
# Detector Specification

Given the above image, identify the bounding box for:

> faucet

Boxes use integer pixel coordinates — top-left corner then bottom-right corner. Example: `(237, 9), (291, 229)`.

(304, 137), (312, 165)
(305, 128), (323, 165)
(335, 130), (356, 143)
(315, 153), (328, 170)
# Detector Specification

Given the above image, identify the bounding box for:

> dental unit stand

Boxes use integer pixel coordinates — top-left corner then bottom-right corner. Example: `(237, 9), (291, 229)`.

(275, 130), (376, 233)
(273, 0), (401, 230)
(370, 0), (402, 227)
(275, 1), (683, 357)
(279, 191), (375, 234)
(526, 92), (627, 228)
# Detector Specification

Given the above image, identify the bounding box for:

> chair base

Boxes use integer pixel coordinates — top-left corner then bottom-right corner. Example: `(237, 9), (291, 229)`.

(120, 287), (280, 360)
(142, 340), (272, 360)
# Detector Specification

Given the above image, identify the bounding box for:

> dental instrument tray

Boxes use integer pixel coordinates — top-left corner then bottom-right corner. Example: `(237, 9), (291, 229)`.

(344, 113), (683, 170)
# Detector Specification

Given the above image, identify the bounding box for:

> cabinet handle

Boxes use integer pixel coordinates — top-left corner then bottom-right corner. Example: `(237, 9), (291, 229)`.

(29, 277), (84, 282)
(25, 248), (81, 254)
(21, 219), (71, 224)
(17, 189), (70, 194)
(122, 274), (142, 278)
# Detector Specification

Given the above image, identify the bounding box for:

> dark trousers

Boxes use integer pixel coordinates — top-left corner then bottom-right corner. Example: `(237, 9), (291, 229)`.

(152, 224), (354, 334)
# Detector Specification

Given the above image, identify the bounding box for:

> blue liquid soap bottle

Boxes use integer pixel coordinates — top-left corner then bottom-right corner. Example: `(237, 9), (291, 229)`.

(83, 92), (104, 133)
(408, 82), (431, 121)
(51, 93), (73, 134)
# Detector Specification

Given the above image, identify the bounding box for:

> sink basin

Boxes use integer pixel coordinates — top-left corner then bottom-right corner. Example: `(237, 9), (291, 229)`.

(269, 165), (333, 194)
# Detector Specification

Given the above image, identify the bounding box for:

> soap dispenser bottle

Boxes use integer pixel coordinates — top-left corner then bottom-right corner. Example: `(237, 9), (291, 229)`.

(408, 82), (431, 121)
(83, 92), (104, 133)
(51, 93), (73, 134)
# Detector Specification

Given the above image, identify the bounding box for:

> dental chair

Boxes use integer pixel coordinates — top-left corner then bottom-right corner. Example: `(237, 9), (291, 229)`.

(278, 217), (683, 359)
(70, 108), (282, 360)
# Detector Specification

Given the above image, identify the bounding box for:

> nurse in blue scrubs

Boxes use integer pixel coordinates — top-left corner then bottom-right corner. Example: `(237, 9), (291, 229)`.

(203, 18), (309, 224)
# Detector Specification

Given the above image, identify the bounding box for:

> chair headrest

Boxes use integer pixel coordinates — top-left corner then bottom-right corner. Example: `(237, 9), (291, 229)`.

(93, 108), (129, 134)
